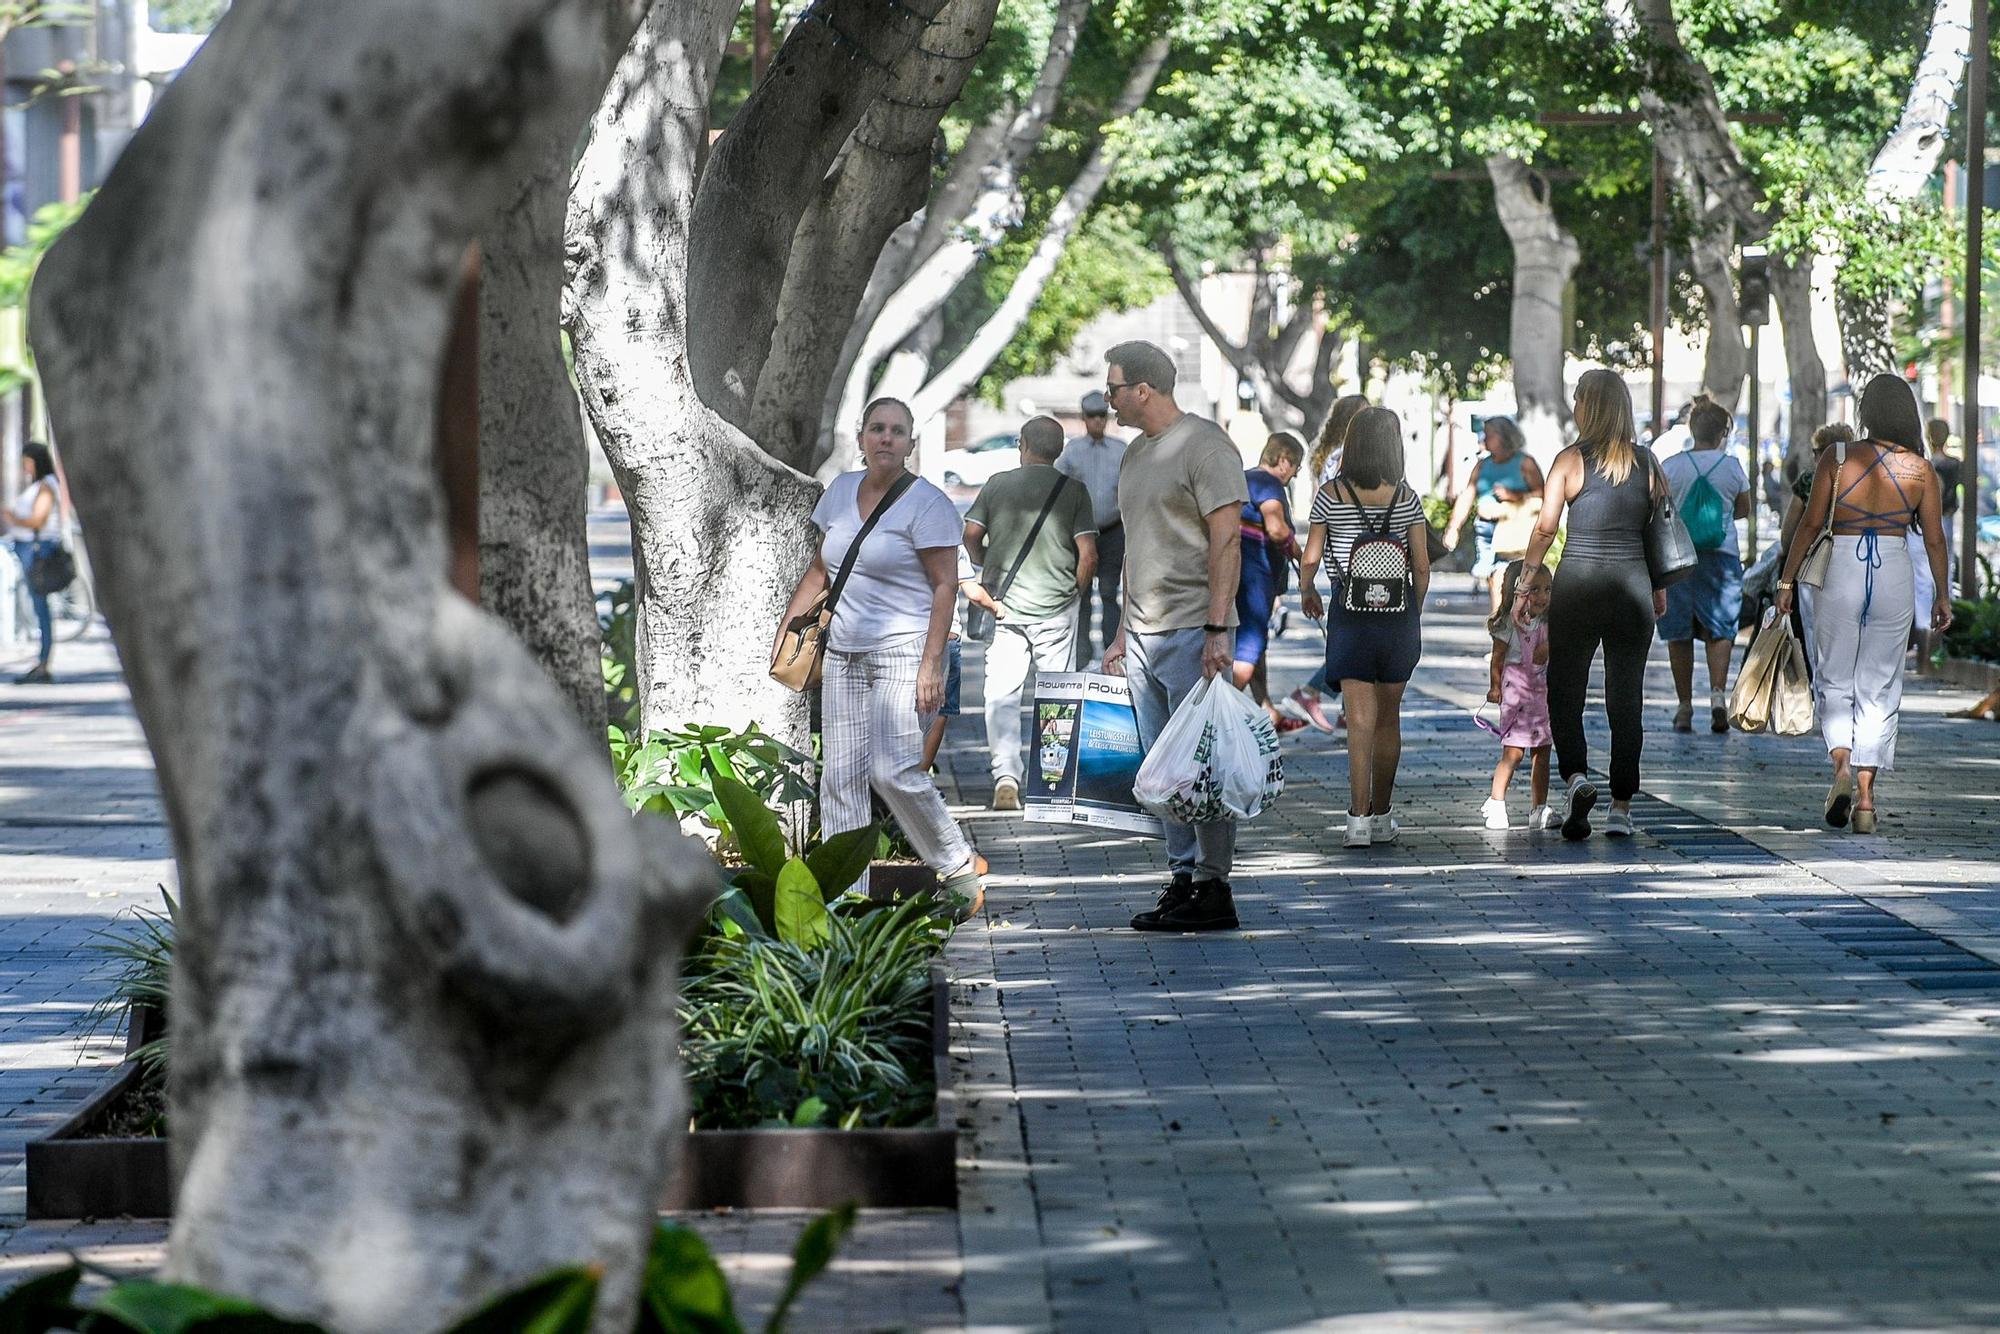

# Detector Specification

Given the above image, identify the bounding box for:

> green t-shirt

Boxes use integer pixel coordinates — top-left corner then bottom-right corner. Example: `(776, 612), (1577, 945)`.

(965, 465), (1096, 623)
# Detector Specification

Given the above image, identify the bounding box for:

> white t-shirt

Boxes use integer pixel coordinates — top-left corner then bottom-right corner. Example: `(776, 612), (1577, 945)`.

(1660, 447), (1748, 558)
(812, 471), (965, 653)
(6, 477), (57, 540)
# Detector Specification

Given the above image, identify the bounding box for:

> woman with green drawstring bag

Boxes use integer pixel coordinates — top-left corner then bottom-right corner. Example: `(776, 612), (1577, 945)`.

(1658, 399), (1751, 734)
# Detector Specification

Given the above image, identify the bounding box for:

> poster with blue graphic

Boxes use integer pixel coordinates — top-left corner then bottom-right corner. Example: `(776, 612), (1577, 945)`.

(1023, 673), (1162, 838)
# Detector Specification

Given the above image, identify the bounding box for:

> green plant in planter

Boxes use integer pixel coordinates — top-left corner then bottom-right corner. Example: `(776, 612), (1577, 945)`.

(681, 897), (944, 1130)
(0, 1207), (856, 1333)
(707, 774), (877, 950)
(614, 724), (819, 852)
(85, 888), (176, 1088)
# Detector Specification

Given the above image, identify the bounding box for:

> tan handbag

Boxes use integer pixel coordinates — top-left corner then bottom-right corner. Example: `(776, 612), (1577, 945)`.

(769, 473), (917, 693)
(1795, 440), (1844, 590)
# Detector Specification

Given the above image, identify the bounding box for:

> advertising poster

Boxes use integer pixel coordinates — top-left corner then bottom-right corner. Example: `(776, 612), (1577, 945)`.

(1022, 672), (1162, 838)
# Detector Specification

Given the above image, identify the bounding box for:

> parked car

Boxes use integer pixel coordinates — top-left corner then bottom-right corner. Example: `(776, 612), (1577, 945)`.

(937, 432), (1021, 489)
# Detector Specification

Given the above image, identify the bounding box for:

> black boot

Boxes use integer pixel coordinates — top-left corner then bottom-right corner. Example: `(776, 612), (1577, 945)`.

(1144, 879), (1239, 932)
(1130, 874), (1194, 930)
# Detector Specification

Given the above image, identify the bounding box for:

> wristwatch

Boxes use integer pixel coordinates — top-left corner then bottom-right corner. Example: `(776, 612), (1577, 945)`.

(1776, 580), (1794, 591)
(1204, 623), (1228, 634)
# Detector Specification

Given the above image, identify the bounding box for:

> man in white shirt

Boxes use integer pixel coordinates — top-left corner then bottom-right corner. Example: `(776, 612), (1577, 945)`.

(1057, 390), (1127, 665)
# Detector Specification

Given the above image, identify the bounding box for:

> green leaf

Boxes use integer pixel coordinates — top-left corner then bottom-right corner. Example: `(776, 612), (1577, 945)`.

(710, 887), (769, 940)
(84, 1282), (267, 1333)
(729, 869), (778, 935)
(802, 825), (878, 902)
(764, 1204), (858, 1333)
(712, 775), (785, 878)
(436, 1268), (597, 1334)
(790, 1096), (828, 1127)
(773, 859), (830, 949)
(0, 1265), (82, 1333)
(182, 1316), (327, 1333)
(637, 1225), (741, 1334)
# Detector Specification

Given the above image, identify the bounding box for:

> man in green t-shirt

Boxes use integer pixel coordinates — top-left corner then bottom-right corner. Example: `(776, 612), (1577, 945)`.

(964, 416), (1098, 810)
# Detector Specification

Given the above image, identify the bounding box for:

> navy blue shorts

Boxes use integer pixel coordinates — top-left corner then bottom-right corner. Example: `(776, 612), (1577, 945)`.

(1659, 549), (1743, 642)
(941, 638), (962, 717)
(1234, 546), (1281, 665)
(1323, 590), (1422, 684)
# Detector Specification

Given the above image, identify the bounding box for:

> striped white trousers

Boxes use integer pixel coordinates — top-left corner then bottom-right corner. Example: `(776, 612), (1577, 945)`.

(822, 637), (973, 890)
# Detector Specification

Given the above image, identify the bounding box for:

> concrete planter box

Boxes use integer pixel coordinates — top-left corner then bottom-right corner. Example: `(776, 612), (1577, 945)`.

(28, 968), (955, 1219)
(1937, 656), (2000, 694)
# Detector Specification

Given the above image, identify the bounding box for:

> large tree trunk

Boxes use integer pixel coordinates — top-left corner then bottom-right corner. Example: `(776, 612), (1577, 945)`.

(1681, 176), (1746, 411)
(905, 32), (1170, 428)
(30, 2), (711, 1330)
(1487, 153), (1580, 459)
(831, 0), (1093, 449)
(569, 0), (826, 745)
(1163, 243), (1341, 436)
(1843, 0), (1973, 380)
(686, 0), (952, 434)
(1772, 250), (1828, 469)
(749, 0), (1000, 471)
(478, 79), (611, 735)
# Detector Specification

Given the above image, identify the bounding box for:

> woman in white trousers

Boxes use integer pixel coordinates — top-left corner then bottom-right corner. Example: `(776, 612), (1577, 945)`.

(1775, 378), (1952, 833)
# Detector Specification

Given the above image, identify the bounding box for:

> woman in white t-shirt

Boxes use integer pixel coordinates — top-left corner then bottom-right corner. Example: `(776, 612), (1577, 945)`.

(774, 397), (983, 918)
(6, 443), (63, 684)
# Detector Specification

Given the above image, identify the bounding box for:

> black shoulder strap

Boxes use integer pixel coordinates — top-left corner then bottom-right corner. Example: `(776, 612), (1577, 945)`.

(986, 473), (1071, 602)
(826, 472), (919, 613)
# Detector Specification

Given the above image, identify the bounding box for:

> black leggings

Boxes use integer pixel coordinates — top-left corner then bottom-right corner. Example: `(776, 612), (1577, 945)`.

(1547, 557), (1655, 801)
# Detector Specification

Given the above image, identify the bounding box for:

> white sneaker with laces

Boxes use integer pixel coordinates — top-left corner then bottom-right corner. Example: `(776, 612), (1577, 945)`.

(1605, 807), (1635, 838)
(1370, 812), (1400, 844)
(1481, 797), (1510, 831)
(1527, 803), (1557, 831)
(1343, 813), (1372, 848)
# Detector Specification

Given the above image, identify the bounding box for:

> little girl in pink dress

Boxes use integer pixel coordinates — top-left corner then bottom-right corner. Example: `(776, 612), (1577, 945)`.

(1481, 561), (1554, 831)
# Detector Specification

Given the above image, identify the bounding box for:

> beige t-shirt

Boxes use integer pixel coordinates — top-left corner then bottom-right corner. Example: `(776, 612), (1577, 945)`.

(1117, 414), (1249, 635)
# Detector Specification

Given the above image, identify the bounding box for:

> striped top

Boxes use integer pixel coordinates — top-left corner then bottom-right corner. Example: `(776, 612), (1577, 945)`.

(1309, 482), (1425, 580)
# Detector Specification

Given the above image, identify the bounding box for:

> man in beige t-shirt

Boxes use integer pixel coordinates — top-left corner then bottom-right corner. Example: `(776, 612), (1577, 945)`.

(1099, 340), (1248, 933)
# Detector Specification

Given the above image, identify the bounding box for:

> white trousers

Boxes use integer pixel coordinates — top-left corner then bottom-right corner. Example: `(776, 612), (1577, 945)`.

(822, 638), (973, 893)
(983, 605), (1080, 782)
(1812, 533), (1913, 771)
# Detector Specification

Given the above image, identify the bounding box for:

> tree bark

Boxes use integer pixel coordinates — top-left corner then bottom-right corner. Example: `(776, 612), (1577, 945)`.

(1163, 243), (1340, 435)
(686, 0), (951, 433)
(1681, 173), (1746, 411)
(478, 70), (611, 736)
(1771, 250), (1827, 467)
(831, 0), (1093, 446)
(568, 0), (824, 747)
(1486, 153), (1580, 458)
(31, 2), (711, 1329)
(750, 0), (999, 471)
(904, 31), (1170, 428)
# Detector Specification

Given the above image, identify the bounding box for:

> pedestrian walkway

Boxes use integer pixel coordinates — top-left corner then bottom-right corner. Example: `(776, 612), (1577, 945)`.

(5, 554), (2000, 1330)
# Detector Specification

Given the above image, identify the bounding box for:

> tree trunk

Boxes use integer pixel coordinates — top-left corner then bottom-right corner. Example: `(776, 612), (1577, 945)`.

(1771, 250), (1828, 467)
(1486, 153), (1580, 459)
(478, 90), (609, 735)
(906, 32), (1170, 427)
(831, 0), (1093, 446)
(750, 0), (999, 471)
(1843, 0), (1973, 380)
(569, 0), (824, 747)
(1681, 176), (1746, 411)
(686, 0), (952, 434)
(1163, 244), (1340, 435)
(30, 2), (711, 1330)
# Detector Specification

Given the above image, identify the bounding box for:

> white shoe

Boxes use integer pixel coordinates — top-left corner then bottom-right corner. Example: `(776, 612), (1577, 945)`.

(992, 776), (1022, 811)
(1605, 807), (1635, 838)
(1370, 812), (1400, 844)
(1343, 813), (1372, 849)
(1481, 798), (1510, 831)
(1527, 804), (1557, 831)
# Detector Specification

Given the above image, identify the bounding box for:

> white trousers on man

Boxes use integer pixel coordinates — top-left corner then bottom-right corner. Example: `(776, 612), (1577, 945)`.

(1812, 532), (1913, 771)
(822, 637), (973, 895)
(984, 605), (1080, 782)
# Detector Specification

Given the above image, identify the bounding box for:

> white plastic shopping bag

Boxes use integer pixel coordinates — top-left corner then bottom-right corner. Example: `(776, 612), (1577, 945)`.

(1132, 677), (1284, 825)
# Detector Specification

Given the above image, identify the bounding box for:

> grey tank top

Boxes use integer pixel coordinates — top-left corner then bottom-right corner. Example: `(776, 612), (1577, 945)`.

(1561, 446), (1651, 562)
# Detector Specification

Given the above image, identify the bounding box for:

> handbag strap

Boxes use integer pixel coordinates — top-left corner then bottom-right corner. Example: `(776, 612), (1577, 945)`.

(825, 472), (918, 615)
(986, 474), (1071, 602)
(1817, 440), (1847, 542)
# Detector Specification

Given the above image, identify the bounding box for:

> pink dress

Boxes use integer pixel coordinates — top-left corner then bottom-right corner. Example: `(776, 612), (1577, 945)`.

(1500, 619), (1552, 749)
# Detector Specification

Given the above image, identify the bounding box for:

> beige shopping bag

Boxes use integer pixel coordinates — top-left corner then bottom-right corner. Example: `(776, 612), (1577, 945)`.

(1730, 613), (1814, 736)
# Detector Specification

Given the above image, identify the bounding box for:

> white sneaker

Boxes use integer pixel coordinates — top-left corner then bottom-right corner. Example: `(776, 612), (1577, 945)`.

(992, 776), (1022, 811)
(1370, 812), (1400, 844)
(1605, 807), (1635, 838)
(1527, 804), (1557, 831)
(1481, 797), (1510, 831)
(1343, 813), (1372, 848)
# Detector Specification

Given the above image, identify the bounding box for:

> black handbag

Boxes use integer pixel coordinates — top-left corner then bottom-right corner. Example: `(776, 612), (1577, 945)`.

(967, 473), (1071, 642)
(27, 544), (75, 597)
(1642, 450), (1698, 589)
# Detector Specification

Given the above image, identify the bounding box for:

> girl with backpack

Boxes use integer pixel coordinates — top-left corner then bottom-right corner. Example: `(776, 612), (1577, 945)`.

(1658, 397), (1751, 733)
(1300, 407), (1431, 849)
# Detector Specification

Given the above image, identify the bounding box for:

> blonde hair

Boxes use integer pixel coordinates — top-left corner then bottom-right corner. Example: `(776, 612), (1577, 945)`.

(1487, 558), (1551, 640)
(1308, 394), (1369, 484)
(1573, 368), (1638, 486)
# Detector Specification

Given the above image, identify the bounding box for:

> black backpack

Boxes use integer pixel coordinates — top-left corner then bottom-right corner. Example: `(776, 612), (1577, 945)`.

(1342, 482), (1412, 614)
